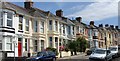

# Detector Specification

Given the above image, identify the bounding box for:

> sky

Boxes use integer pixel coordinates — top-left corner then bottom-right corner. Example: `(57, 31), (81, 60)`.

(11, 0), (119, 27)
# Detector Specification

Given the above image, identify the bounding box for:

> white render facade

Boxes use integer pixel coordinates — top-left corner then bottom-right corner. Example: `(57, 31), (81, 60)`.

(0, 2), (78, 57)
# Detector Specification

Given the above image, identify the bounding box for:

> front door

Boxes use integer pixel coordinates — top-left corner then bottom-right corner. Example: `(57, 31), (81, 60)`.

(18, 41), (22, 57)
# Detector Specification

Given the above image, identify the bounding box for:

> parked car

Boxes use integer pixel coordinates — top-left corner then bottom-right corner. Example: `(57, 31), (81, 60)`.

(89, 48), (113, 61)
(26, 51), (56, 61)
(86, 47), (96, 55)
(109, 46), (118, 58)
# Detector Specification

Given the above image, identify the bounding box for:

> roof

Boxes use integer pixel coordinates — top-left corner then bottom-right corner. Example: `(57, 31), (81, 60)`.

(62, 17), (75, 25)
(2, 2), (31, 16)
(28, 7), (48, 18)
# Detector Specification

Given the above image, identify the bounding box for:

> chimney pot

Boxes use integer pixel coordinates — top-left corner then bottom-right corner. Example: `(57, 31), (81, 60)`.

(56, 9), (63, 17)
(90, 21), (94, 25)
(105, 24), (109, 27)
(115, 26), (119, 29)
(76, 17), (82, 23)
(24, 1), (33, 9)
(110, 25), (114, 29)
(99, 24), (103, 27)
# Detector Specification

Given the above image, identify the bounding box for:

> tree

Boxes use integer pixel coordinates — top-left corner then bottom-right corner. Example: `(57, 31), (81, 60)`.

(76, 37), (87, 52)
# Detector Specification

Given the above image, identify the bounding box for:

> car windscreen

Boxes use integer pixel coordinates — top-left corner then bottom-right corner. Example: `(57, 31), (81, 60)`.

(48, 51), (55, 55)
(109, 48), (117, 51)
(37, 52), (44, 56)
(94, 50), (106, 54)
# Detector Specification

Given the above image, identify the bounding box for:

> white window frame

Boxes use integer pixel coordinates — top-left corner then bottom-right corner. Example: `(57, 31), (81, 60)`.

(7, 12), (13, 27)
(55, 21), (58, 31)
(0, 11), (3, 26)
(6, 37), (12, 51)
(49, 20), (52, 30)
(49, 37), (52, 47)
(19, 15), (23, 30)
(34, 20), (38, 32)
(40, 21), (44, 33)
(41, 40), (44, 51)
(0, 40), (2, 50)
(34, 40), (38, 52)
(25, 39), (28, 51)
(25, 19), (29, 31)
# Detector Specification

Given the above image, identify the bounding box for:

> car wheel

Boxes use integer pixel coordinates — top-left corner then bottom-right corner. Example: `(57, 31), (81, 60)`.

(52, 58), (56, 61)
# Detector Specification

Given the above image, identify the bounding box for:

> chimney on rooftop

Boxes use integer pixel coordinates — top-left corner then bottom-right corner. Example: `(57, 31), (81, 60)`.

(24, 0), (33, 9)
(90, 21), (94, 26)
(76, 17), (82, 23)
(56, 9), (63, 17)
(115, 26), (119, 29)
(105, 24), (109, 27)
(110, 25), (114, 29)
(99, 24), (103, 27)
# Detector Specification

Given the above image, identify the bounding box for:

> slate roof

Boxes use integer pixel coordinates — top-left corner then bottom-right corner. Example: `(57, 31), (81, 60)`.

(2, 2), (31, 16)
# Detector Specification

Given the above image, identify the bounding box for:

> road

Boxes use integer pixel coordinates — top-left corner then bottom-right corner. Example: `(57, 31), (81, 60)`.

(57, 53), (120, 61)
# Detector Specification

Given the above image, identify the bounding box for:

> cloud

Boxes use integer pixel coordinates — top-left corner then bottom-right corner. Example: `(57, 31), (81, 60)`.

(66, 0), (119, 21)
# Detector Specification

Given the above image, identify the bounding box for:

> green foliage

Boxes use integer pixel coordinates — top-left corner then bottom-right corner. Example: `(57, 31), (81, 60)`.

(67, 37), (88, 52)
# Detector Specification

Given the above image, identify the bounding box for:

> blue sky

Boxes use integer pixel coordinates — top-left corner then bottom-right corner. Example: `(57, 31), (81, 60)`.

(12, 1), (118, 27)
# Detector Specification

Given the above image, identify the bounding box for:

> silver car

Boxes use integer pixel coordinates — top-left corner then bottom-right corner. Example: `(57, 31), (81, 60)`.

(89, 48), (113, 61)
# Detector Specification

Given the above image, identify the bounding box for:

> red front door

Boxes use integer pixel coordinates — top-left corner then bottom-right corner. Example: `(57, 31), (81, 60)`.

(18, 41), (22, 57)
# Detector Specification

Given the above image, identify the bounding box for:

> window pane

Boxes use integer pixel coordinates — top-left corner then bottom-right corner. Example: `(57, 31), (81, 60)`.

(49, 20), (52, 25)
(41, 40), (44, 50)
(0, 43), (2, 50)
(26, 19), (29, 31)
(7, 19), (12, 27)
(7, 12), (12, 19)
(25, 39), (27, 51)
(34, 20), (38, 32)
(49, 37), (52, 47)
(19, 15), (23, 23)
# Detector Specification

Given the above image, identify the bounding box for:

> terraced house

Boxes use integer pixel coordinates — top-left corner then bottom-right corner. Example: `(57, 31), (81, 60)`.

(0, 1), (120, 58)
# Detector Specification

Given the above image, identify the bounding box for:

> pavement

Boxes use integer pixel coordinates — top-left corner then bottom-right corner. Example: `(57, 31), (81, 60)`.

(57, 53), (89, 59)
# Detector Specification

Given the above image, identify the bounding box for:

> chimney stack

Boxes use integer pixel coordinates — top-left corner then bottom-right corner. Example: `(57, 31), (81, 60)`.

(110, 25), (114, 29)
(115, 26), (119, 29)
(105, 24), (109, 27)
(56, 9), (63, 17)
(90, 21), (94, 26)
(24, 0), (33, 9)
(76, 17), (82, 23)
(99, 24), (103, 27)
